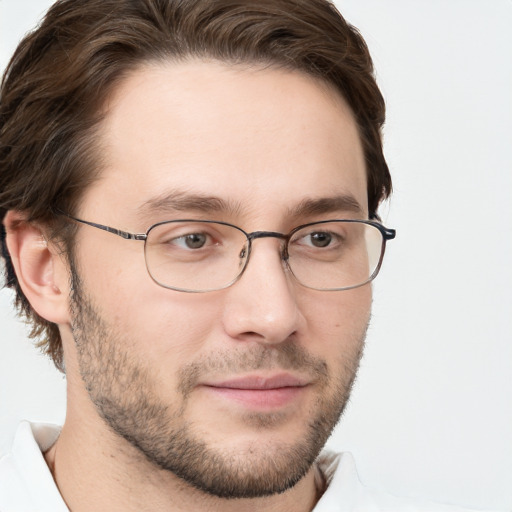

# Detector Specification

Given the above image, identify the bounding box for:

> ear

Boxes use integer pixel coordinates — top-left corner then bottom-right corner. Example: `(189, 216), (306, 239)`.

(4, 210), (71, 325)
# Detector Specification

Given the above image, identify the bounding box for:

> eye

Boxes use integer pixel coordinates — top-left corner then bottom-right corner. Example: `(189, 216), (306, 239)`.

(297, 231), (341, 249)
(173, 232), (210, 249)
(306, 231), (333, 248)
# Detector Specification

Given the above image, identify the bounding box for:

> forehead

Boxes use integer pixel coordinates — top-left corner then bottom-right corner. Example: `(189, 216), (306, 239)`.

(84, 59), (367, 226)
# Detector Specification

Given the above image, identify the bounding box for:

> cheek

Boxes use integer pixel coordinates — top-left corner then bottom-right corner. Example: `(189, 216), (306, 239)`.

(77, 241), (224, 362)
(300, 288), (370, 395)
(300, 286), (371, 351)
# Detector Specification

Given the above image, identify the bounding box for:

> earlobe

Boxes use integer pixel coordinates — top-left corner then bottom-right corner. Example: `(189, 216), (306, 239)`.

(4, 210), (71, 325)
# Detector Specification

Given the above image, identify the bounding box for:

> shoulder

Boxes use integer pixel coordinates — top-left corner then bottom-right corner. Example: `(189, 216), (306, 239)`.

(314, 451), (501, 512)
(0, 421), (68, 512)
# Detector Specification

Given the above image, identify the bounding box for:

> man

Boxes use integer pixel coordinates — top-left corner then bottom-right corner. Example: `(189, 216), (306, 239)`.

(0, 1), (490, 511)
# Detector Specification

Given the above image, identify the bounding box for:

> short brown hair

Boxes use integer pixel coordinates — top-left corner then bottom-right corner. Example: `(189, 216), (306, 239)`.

(0, 0), (391, 370)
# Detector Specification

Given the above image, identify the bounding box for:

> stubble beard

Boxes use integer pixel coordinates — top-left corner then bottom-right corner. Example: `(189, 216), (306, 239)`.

(69, 265), (366, 499)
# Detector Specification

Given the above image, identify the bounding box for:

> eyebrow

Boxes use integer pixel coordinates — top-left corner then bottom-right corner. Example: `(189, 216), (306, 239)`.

(136, 190), (364, 222)
(136, 190), (242, 219)
(287, 195), (365, 218)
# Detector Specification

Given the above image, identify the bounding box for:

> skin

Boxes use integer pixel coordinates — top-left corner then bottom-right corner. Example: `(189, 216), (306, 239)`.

(6, 60), (371, 511)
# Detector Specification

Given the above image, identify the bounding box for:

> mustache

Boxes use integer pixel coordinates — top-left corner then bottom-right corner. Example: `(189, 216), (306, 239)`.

(177, 340), (329, 398)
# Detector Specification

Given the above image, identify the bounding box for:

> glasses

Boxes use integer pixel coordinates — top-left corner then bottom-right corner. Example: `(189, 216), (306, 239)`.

(65, 216), (395, 293)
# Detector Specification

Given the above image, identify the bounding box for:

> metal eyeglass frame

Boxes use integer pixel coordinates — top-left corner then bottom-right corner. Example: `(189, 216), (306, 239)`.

(62, 214), (396, 292)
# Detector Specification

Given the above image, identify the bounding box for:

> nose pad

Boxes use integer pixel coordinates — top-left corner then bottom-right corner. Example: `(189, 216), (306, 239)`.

(238, 235), (291, 282)
(280, 242), (290, 264)
(237, 241), (250, 274)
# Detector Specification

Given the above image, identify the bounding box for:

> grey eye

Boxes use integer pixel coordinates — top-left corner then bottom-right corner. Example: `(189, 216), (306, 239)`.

(183, 233), (207, 249)
(308, 232), (332, 247)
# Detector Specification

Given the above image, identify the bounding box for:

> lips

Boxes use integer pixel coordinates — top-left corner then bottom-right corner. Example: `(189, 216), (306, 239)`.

(204, 374), (309, 390)
(201, 374), (310, 409)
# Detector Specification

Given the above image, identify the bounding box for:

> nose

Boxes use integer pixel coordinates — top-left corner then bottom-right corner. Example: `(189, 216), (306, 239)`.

(221, 237), (303, 344)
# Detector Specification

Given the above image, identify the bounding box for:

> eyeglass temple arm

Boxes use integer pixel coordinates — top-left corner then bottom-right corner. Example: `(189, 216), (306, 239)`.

(64, 215), (147, 241)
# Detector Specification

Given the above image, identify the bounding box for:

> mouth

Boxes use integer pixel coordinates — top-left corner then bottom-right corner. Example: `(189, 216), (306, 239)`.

(201, 373), (311, 409)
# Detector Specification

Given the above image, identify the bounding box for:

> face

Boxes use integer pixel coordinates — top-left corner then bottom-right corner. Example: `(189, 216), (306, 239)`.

(68, 60), (371, 498)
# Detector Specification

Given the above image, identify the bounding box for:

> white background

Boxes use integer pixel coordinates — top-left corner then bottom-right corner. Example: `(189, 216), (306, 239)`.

(1, 1), (511, 510)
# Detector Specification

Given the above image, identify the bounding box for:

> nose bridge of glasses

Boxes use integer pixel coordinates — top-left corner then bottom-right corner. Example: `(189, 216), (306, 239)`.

(246, 231), (289, 258)
(247, 231), (287, 242)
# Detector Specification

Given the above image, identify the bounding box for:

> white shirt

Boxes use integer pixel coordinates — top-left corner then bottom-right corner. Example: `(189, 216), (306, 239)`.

(0, 422), (492, 512)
